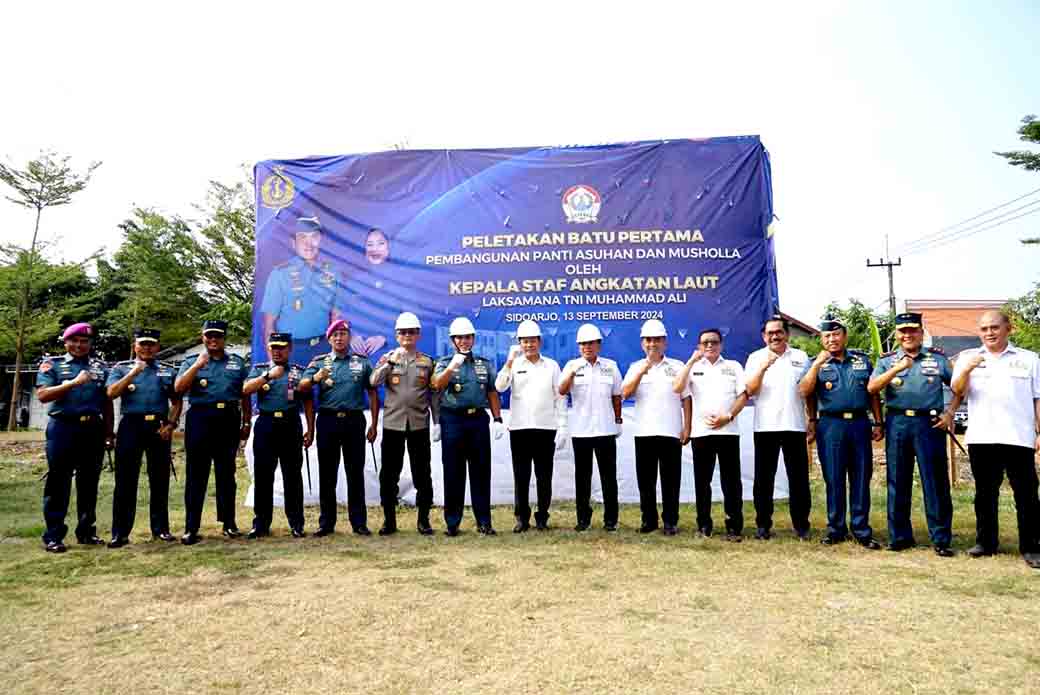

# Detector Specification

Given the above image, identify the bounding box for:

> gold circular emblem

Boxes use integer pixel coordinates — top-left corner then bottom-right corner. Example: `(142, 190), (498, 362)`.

(199, 379), (208, 388)
(892, 377), (902, 387)
(260, 167), (295, 210)
(127, 384), (136, 392)
(824, 382), (832, 390)
(262, 383), (270, 392)
(454, 383), (463, 393)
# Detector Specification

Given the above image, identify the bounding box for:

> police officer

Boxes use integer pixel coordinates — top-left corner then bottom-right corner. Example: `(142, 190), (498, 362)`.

(495, 319), (565, 532)
(672, 328), (749, 541)
(951, 310), (1040, 568)
(174, 320), (251, 545)
(868, 312), (957, 556)
(35, 323), (114, 553)
(622, 320), (692, 535)
(299, 319), (379, 536)
(430, 317), (505, 536)
(106, 328), (182, 548)
(260, 214), (343, 365)
(744, 315), (813, 541)
(370, 312), (438, 536)
(242, 332), (314, 539)
(798, 317), (883, 549)
(559, 323), (623, 532)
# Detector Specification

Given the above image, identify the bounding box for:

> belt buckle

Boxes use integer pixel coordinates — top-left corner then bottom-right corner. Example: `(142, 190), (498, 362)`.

(929, 409), (937, 416)
(843, 412), (853, 420)
(905, 409), (915, 417)
(216, 403), (226, 409)
(79, 415), (89, 422)
(466, 408), (476, 415)
(337, 412), (347, 418)
(274, 411), (284, 418)
(144, 414), (156, 421)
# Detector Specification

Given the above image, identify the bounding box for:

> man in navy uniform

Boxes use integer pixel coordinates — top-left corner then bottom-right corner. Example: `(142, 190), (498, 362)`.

(370, 312), (439, 536)
(430, 317), (505, 536)
(799, 316), (883, 549)
(242, 332), (314, 539)
(260, 214), (343, 365)
(868, 312), (958, 556)
(106, 328), (182, 547)
(174, 320), (251, 545)
(35, 322), (114, 553)
(299, 319), (379, 536)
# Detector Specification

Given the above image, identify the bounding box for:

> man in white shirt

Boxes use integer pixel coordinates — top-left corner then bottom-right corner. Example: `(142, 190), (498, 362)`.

(495, 320), (565, 532)
(559, 323), (623, 531)
(672, 328), (749, 541)
(745, 315), (813, 541)
(622, 320), (691, 535)
(951, 310), (1040, 569)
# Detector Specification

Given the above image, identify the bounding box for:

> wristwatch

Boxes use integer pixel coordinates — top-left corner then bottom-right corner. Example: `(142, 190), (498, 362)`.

(493, 416), (503, 424)
(615, 417), (624, 424)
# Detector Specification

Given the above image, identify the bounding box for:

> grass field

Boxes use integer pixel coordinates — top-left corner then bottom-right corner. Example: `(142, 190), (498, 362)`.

(1, 438), (1038, 694)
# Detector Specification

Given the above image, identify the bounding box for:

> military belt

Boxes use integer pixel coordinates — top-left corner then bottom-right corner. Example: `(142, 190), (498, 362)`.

(820, 410), (868, 420)
(50, 412), (101, 423)
(259, 409), (298, 419)
(444, 407), (484, 417)
(891, 409), (939, 417)
(121, 413), (165, 422)
(319, 408), (362, 418)
(193, 402), (240, 411)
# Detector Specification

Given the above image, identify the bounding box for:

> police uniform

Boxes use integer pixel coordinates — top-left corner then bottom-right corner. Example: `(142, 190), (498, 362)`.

(37, 348), (110, 547)
(249, 336), (310, 536)
(303, 350), (374, 533)
(177, 329), (248, 537)
(107, 331), (180, 542)
(809, 348), (876, 543)
(954, 342), (1040, 558)
(872, 328), (953, 550)
(625, 356), (688, 532)
(686, 355), (746, 537)
(562, 356), (623, 530)
(370, 351), (437, 532)
(434, 352), (496, 531)
(260, 256), (341, 365)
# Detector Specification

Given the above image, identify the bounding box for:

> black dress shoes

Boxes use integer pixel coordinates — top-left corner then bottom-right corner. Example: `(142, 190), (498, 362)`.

(603, 523), (618, 532)
(181, 532), (201, 546)
(44, 540), (67, 553)
(445, 526), (460, 537)
(535, 521), (549, 531)
(313, 528), (334, 537)
(477, 525), (497, 536)
(796, 529), (812, 541)
(662, 525), (678, 536)
(754, 528), (772, 541)
(417, 521), (434, 536)
(1023, 552), (1040, 569)
(378, 525), (398, 536)
(78, 535), (105, 546)
(821, 535), (847, 546)
(934, 545), (955, 558)
(966, 544), (995, 558)
(222, 527), (242, 539)
(108, 536), (130, 549)
(153, 532), (176, 542)
(353, 526), (372, 536)
(856, 538), (882, 550)
(887, 539), (917, 552)
(290, 528), (307, 538)
(724, 532), (743, 543)
(513, 521), (530, 534)
(574, 522), (590, 532)
(697, 527), (713, 538)
(247, 529), (268, 540)
(638, 523), (659, 534)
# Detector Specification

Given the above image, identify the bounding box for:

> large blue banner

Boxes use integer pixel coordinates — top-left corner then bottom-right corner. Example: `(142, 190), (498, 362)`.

(252, 137), (777, 374)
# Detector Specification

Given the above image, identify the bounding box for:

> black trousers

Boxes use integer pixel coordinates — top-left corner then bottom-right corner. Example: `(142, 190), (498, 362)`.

(252, 412), (305, 533)
(691, 435), (743, 534)
(316, 410), (368, 531)
(634, 436), (682, 527)
(509, 429), (556, 524)
(380, 425), (434, 523)
(184, 406), (241, 534)
(43, 417), (104, 544)
(752, 431), (811, 533)
(111, 415), (171, 538)
(572, 436), (618, 527)
(968, 443), (1040, 554)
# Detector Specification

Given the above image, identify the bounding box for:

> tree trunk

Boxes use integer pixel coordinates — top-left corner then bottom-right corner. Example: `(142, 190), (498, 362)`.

(6, 206), (43, 431)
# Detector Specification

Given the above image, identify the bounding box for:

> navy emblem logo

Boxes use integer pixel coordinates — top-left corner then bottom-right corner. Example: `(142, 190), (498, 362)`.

(562, 185), (601, 224)
(260, 166), (295, 210)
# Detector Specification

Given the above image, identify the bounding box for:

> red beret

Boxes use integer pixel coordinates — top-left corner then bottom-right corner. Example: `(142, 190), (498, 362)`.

(62, 323), (92, 340)
(325, 319), (350, 339)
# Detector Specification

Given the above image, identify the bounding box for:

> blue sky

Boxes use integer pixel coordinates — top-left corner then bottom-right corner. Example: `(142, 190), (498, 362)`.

(0, 2), (1037, 325)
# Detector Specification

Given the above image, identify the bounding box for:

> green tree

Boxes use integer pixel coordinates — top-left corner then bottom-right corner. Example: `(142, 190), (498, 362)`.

(0, 152), (100, 430)
(793, 299), (896, 358)
(995, 114), (1040, 245)
(1005, 282), (1040, 353)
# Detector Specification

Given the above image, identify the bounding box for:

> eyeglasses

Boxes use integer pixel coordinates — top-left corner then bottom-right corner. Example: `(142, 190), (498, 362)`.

(396, 329), (419, 335)
(700, 339), (720, 346)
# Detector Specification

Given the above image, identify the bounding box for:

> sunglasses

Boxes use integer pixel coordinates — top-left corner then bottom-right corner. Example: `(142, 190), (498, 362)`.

(396, 329), (419, 335)
(700, 339), (721, 346)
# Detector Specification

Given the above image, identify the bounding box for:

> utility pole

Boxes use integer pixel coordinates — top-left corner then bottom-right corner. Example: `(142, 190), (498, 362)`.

(866, 235), (902, 319)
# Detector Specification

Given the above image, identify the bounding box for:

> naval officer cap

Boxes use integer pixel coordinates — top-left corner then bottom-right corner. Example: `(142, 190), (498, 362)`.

(296, 215), (322, 234)
(894, 312), (923, 329)
(202, 319), (228, 336)
(134, 328), (161, 343)
(818, 315), (846, 332)
(269, 332), (292, 347)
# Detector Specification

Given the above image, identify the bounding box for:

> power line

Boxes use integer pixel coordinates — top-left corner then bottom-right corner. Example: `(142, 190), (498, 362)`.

(903, 205), (1040, 256)
(893, 186), (1040, 253)
(901, 197), (1040, 254)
